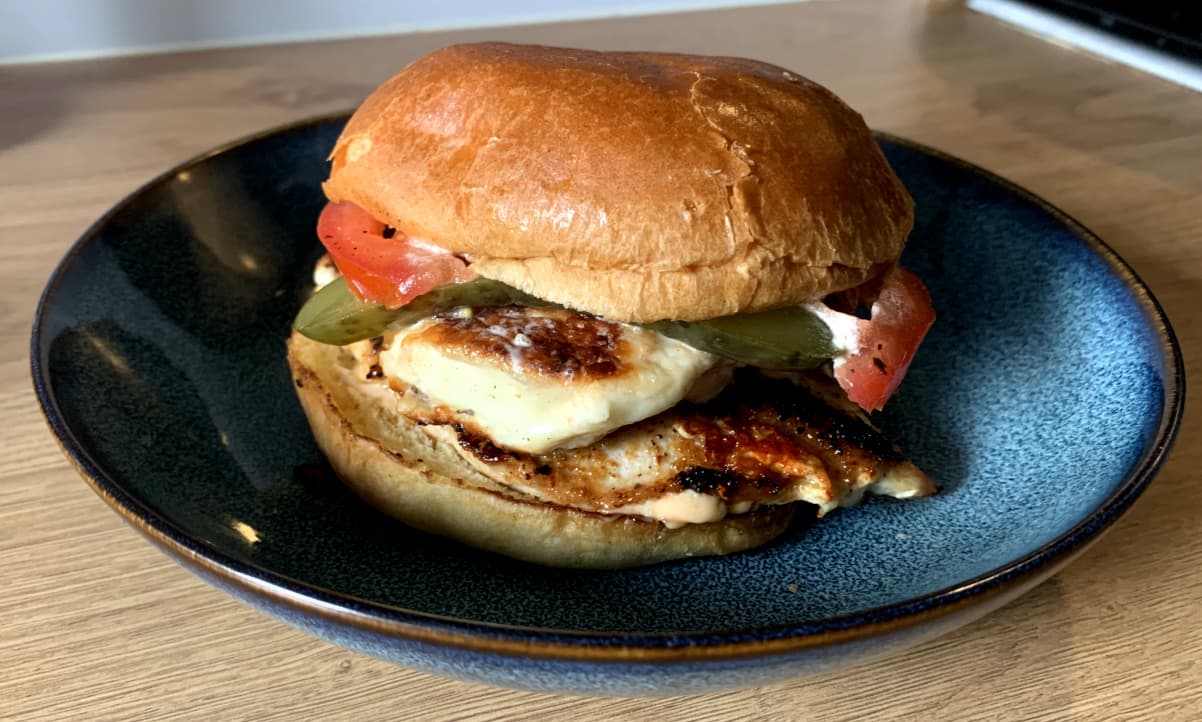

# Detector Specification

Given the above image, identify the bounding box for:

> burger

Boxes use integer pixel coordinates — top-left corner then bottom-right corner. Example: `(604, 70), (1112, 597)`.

(287, 42), (936, 569)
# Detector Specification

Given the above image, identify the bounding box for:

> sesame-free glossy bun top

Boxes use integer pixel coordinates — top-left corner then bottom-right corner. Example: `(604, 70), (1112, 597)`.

(323, 43), (913, 322)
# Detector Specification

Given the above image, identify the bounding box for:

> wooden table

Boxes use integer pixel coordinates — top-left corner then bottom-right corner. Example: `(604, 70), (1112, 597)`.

(5, 1), (1200, 718)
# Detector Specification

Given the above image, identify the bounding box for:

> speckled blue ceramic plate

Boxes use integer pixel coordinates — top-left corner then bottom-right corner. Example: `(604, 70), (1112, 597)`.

(33, 115), (1182, 695)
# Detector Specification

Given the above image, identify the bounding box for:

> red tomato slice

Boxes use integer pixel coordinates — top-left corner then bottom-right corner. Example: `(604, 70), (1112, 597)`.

(316, 201), (474, 308)
(832, 266), (935, 413)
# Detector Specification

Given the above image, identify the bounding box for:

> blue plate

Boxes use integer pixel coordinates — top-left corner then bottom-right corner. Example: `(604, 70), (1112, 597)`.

(32, 115), (1183, 694)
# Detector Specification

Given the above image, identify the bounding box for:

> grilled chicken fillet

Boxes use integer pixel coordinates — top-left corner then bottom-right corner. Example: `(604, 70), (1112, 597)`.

(314, 304), (933, 529)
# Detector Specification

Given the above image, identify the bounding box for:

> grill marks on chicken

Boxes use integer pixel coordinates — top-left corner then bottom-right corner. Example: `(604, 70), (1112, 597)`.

(453, 371), (926, 515)
(670, 371), (920, 509)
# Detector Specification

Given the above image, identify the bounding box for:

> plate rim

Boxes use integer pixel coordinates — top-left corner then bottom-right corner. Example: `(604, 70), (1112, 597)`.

(30, 114), (1186, 663)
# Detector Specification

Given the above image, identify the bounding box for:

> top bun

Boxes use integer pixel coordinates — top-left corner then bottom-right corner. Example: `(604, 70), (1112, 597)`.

(323, 43), (913, 322)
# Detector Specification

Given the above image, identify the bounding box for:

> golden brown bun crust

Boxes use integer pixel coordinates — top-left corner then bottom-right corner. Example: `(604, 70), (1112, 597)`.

(323, 43), (913, 322)
(287, 332), (796, 569)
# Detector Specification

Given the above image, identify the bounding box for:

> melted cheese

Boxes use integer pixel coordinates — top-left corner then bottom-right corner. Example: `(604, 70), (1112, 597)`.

(379, 311), (721, 454)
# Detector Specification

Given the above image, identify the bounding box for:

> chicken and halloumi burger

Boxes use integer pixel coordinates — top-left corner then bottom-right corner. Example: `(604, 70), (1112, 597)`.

(288, 43), (937, 569)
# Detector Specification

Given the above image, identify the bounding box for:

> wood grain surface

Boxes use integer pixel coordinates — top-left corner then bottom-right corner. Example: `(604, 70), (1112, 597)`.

(4, 1), (1201, 719)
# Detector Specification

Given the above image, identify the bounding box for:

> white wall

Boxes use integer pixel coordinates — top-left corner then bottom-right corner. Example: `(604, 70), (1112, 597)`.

(0, 0), (777, 63)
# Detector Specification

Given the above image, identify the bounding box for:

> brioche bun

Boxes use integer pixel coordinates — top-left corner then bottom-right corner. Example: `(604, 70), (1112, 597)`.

(288, 333), (798, 569)
(322, 42), (913, 322)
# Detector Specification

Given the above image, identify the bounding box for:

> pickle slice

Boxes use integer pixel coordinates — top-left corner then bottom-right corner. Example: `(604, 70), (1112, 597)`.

(293, 277), (553, 346)
(647, 308), (836, 369)
(294, 278), (837, 367)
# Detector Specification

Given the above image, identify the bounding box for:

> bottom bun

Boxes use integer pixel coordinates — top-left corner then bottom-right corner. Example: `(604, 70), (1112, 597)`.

(287, 333), (798, 569)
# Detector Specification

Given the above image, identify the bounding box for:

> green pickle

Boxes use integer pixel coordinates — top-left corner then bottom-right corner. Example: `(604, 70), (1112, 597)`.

(294, 277), (554, 346)
(294, 277), (837, 368)
(647, 308), (836, 369)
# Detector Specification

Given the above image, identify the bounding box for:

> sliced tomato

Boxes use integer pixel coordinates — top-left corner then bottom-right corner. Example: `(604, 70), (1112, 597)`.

(316, 201), (474, 309)
(833, 266), (935, 413)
